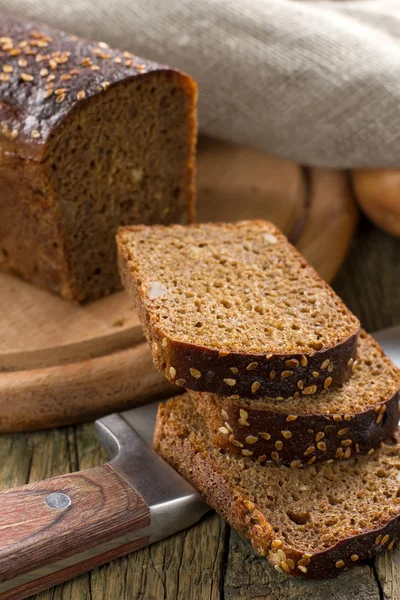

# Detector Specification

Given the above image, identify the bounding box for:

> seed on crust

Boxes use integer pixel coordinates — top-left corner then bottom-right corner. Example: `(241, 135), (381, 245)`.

(304, 446), (315, 456)
(347, 358), (354, 366)
(344, 447), (351, 459)
(221, 409), (229, 420)
(312, 371), (319, 378)
(224, 378), (236, 386)
(335, 560), (345, 568)
(286, 415), (297, 422)
(246, 361), (258, 370)
(241, 449), (253, 457)
(290, 459), (302, 468)
(298, 565), (308, 573)
(77, 90), (86, 101)
(375, 534), (382, 545)
(368, 448), (375, 455)
(381, 534), (390, 545)
(20, 72), (33, 81)
(271, 451), (279, 461)
(269, 370), (276, 380)
(317, 441), (327, 452)
(161, 338), (168, 347)
(303, 385), (317, 395)
(281, 431), (292, 439)
(272, 539), (283, 549)
(259, 432), (271, 440)
(232, 440), (244, 448)
(245, 435), (258, 444)
(266, 353), (273, 360)
(280, 561), (290, 574)
(376, 414), (384, 424)
(240, 409), (248, 420)
(31, 130), (41, 138)
(251, 381), (261, 393)
(169, 367), (176, 379)
(333, 415), (343, 422)
(338, 428), (349, 436)
(230, 367), (238, 374)
(341, 439), (352, 447)
(275, 441), (283, 450)
(219, 350), (230, 357)
(324, 377), (333, 389)
(315, 432), (325, 442)
(300, 355), (308, 367)
(257, 455), (267, 463)
(350, 554), (359, 561)
(219, 427), (230, 435)
(297, 380), (304, 390)
(225, 422), (233, 433)
(175, 379), (186, 386)
(281, 370), (293, 378)
(321, 359), (330, 370)
(190, 368), (201, 379)
(238, 418), (249, 427)
(327, 362), (334, 373)
(387, 540), (396, 550)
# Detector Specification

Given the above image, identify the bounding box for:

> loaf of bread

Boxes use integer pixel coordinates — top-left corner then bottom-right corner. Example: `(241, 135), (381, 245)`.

(196, 330), (400, 465)
(0, 14), (197, 302)
(117, 220), (360, 399)
(154, 393), (400, 579)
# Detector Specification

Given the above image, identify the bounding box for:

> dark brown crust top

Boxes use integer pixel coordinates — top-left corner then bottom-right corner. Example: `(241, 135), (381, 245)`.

(117, 225), (359, 400)
(154, 396), (400, 579)
(196, 390), (400, 466)
(0, 12), (196, 161)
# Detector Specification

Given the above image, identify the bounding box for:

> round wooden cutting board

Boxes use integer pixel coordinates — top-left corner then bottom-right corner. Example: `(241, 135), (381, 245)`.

(0, 139), (358, 432)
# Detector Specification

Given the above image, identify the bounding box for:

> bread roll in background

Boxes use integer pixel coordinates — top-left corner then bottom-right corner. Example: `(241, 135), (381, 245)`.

(351, 169), (400, 237)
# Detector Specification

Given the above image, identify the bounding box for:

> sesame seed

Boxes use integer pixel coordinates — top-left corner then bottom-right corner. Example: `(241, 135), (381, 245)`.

(271, 452), (279, 461)
(271, 539), (283, 549)
(376, 414), (384, 424)
(303, 552), (312, 559)
(221, 409), (229, 420)
(224, 378), (236, 386)
(380, 405), (387, 414)
(275, 396), (284, 401)
(246, 361), (258, 370)
(31, 130), (41, 138)
(91, 65), (100, 71)
(286, 415), (297, 422)
(169, 367), (176, 379)
(245, 435), (258, 444)
(190, 368), (201, 379)
(341, 439), (352, 447)
(303, 385), (317, 395)
(49, 58), (57, 70)
(40, 68), (49, 76)
(56, 93), (66, 103)
(300, 355), (308, 367)
(175, 378), (186, 386)
(335, 560), (345, 568)
(44, 89), (53, 98)
(317, 441), (327, 451)
(266, 353), (273, 360)
(294, 392), (300, 399)
(315, 432), (325, 442)
(61, 74), (72, 80)
(251, 381), (261, 393)
(55, 88), (67, 95)
(239, 409), (248, 420)
(321, 359), (330, 370)
(281, 431), (292, 439)
(387, 540), (396, 550)
(238, 418), (249, 427)
(297, 380), (304, 390)
(230, 395), (240, 400)
(350, 554), (359, 561)
(375, 534), (382, 545)
(230, 367), (238, 374)
(304, 446), (315, 456)
(333, 415), (343, 422)
(308, 456), (317, 464)
(275, 441), (283, 450)
(0, 74), (9, 82)
(344, 447), (351, 459)
(312, 371), (319, 378)
(269, 370), (276, 380)
(290, 459), (302, 468)
(224, 421), (233, 432)
(218, 426), (230, 435)
(3, 65), (13, 73)
(285, 359), (299, 368)
(298, 565), (308, 573)
(280, 561), (290, 573)
(381, 534), (390, 545)
(47, 74), (55, 82)
(241, 449), (253, 457)
(355, 443), (360, 453)
(219, 350), (230, 357)
(257, 455), (267, 463)
(101, 81), (110, 90)
(347, 358), (354, 366)
(114, 56), (122, 63)
(232, 440), (243, 448)
(338, 428), (349, 436)
(20, 72), (34, 82)
(281, 370), (293, 378)
(70, 69), (80, 75)
(327, 363), (334, 373)
(259, 432), (271, 440)
(77, 90), (86, 101)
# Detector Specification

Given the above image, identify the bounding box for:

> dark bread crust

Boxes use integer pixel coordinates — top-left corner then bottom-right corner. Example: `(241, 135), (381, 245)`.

(117, 224), (358, 399)
(154, 396), (400, 579)
(0, 13), (197, 301)
(196, 390), (399, 466)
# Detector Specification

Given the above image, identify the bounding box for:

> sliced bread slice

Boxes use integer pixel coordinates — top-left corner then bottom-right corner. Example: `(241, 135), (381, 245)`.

(196, 330), (400, 465)
(117, 221), (360, 399)
(154, 393), (400, 579)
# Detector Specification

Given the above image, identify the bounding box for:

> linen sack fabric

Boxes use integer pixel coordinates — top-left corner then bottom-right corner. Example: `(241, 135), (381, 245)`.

(1, 0), (400, 168)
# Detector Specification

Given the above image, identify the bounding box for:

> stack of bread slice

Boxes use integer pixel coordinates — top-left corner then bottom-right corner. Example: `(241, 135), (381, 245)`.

(117, 220), (400, 579)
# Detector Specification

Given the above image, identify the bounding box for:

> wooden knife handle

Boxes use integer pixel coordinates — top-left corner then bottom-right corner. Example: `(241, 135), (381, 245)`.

(0, 464), (150, 600)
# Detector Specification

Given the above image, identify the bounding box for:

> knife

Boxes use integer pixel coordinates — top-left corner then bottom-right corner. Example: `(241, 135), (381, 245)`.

(0, 325), (399, 600)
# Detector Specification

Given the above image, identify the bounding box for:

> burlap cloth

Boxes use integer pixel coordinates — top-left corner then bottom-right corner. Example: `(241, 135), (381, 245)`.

(1, 0), (399, 168)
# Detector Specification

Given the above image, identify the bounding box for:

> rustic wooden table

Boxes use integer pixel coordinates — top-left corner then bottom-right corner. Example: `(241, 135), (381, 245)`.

(2, 219), (400, 600)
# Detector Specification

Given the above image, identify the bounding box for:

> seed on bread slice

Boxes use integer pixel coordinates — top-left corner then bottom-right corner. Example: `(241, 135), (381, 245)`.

(154, 393), (400, 579)
(117, 221), (360, 399)
(196, 330), (400, 465)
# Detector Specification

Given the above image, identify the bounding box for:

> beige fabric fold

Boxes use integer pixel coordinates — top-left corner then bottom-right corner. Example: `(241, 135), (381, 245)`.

(1, 0), (400, 167)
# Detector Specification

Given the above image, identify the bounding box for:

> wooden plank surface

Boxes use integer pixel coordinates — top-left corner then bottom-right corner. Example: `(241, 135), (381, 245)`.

(1, 218), (399, 599)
